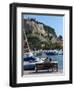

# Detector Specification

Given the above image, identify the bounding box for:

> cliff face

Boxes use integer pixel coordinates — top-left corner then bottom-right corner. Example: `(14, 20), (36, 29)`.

(23, 19), (57, 38)
(23, 18), (63, 50)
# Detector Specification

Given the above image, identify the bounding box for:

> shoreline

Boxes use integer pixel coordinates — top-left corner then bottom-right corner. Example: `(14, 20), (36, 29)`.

(23, 69), (63, 75)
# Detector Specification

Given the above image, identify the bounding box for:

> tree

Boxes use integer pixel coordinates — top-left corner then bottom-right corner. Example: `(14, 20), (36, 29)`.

(58, 35), (63, 40)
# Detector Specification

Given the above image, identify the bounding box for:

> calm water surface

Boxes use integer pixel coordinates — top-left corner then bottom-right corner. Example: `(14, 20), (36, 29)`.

(48, 55), (63, 70)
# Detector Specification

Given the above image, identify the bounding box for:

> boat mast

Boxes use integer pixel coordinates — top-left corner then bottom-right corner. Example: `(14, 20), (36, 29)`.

(23, 28), (31, 53)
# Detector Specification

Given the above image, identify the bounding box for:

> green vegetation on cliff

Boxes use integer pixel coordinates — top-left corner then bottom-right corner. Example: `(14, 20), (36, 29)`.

(23, 18), (63, 50)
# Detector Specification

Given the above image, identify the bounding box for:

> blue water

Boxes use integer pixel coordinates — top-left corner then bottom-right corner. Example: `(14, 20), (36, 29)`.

(24, 54), (63, 70)
(48, 55), (63, 70)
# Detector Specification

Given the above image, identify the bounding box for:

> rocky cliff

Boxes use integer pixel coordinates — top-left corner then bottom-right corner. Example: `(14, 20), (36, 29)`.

(23, 18), (63, 50)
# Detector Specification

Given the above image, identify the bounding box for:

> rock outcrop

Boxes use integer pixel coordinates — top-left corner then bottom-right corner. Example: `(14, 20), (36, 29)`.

(23, 18), (63, 50)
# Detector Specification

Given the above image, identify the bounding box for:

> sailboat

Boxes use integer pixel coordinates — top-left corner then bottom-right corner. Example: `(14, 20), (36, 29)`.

(23, 29), (46, 70)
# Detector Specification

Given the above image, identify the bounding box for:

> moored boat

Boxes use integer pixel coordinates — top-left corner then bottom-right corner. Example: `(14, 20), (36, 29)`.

(45, 49), (63, 55)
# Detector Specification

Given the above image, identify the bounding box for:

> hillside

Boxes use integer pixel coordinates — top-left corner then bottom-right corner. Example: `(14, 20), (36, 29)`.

(23, 18), (63, 50)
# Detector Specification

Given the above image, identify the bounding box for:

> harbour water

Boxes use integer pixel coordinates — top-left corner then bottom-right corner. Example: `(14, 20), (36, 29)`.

(23, 51), (63, 72)
(33, 50), (63, 70)
(36, 54), (63, 70)
(48, 55), (63, 70)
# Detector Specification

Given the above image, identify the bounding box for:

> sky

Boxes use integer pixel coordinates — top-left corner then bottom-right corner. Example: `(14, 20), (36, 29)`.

(23, 14), (64, 37)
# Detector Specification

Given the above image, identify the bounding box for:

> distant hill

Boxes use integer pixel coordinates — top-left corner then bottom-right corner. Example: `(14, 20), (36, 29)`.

(23, 18), (63, 50)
